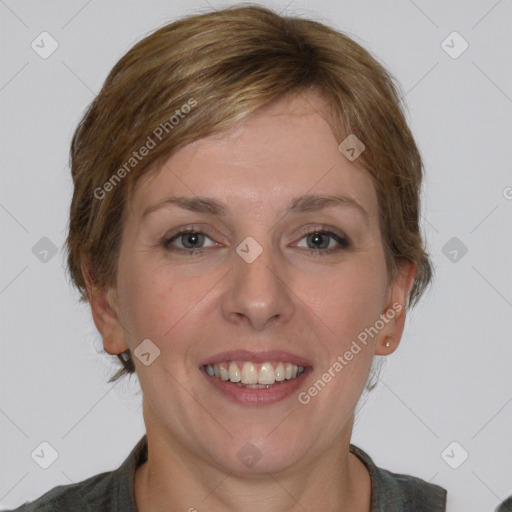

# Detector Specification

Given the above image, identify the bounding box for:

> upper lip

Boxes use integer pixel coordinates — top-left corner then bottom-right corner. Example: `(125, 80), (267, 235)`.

(200, 350), (313, 367)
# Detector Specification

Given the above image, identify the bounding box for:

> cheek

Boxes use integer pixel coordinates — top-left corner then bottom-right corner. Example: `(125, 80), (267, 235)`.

(308, 262), (386, 345)
(118, 260), (212, 362)
(117, 257), (176, 343)
(310, 269), (382, 404)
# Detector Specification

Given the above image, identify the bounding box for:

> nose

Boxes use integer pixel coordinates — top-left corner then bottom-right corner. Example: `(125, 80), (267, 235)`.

(221, 241), (295, 331)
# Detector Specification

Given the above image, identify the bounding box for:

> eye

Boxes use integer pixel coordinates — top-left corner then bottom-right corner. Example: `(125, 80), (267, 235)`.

(161, 227), (350, 256)
(295, 229), (350, 254)
(162, 229), (216, 253)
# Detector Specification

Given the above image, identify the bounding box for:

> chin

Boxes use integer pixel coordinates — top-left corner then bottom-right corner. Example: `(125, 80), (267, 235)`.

(205, 428), (312, 476)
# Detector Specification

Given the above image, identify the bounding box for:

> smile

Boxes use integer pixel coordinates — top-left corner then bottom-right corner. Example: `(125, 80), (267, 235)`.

(204, 361), (306, 387)
(200, 350), (312, 405)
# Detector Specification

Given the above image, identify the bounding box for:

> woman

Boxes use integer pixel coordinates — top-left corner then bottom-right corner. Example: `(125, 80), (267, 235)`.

(6, 4), (447, 511)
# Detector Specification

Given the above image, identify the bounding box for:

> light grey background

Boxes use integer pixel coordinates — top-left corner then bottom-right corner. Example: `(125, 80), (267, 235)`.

(1, 1), (511, 511)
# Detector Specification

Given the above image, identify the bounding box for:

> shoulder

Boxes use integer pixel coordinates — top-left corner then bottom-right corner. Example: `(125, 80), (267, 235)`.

(2, 434), (147, 512)
(2, 469), (116, 512)
(349, 444), (447, 512)
(496, 495), (512, 512)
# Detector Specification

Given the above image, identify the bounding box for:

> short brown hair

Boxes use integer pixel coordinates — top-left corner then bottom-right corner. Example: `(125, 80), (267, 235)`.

(66, 4), (433, 382)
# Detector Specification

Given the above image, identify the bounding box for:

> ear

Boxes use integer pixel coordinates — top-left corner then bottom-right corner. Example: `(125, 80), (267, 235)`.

(374, 259), (417, 356)
(81, 259), (129, 356)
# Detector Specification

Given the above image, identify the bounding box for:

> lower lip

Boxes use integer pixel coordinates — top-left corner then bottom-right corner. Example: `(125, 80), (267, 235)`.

(202, 368), (312, 405)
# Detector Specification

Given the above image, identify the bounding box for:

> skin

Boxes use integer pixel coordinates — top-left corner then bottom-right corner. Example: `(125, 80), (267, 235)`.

(86, 91), (416, 512)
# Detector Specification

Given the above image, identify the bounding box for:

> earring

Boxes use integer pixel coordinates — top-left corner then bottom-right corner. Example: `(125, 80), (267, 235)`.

(384, 336), (392, 347)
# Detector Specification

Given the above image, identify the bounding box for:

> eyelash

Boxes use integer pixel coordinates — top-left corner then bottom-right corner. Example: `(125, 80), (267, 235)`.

(161, 226), (351, 256)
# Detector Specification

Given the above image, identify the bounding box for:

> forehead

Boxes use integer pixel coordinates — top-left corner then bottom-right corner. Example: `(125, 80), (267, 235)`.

(131, 92), (378, 222)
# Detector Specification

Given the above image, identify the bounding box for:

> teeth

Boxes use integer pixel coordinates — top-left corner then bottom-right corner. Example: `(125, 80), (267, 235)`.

(228, 363), (241, 383)
(275, 362), (285, 381)
(205, 361), (306, 386)
(219, 362), (229, 381)
(258, 362), (275, 385)
(241, 362), (259, 384)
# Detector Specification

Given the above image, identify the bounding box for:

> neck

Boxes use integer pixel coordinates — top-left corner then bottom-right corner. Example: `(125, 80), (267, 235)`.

(134, 422), (371, 512)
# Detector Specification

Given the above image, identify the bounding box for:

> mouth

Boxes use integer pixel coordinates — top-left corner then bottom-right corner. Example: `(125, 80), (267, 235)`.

(200, 350), (312, 405)
(204, 361), (307, 388)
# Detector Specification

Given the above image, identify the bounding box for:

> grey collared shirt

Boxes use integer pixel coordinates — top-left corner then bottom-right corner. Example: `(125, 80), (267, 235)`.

(496, 496), (512, 512)
(4, 435), (447, 511)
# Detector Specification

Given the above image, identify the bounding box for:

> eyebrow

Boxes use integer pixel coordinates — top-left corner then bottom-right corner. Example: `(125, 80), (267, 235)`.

(142, 194), (370, 224)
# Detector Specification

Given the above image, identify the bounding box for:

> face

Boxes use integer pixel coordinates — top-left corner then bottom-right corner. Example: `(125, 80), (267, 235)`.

(95, 92), (414, 475)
